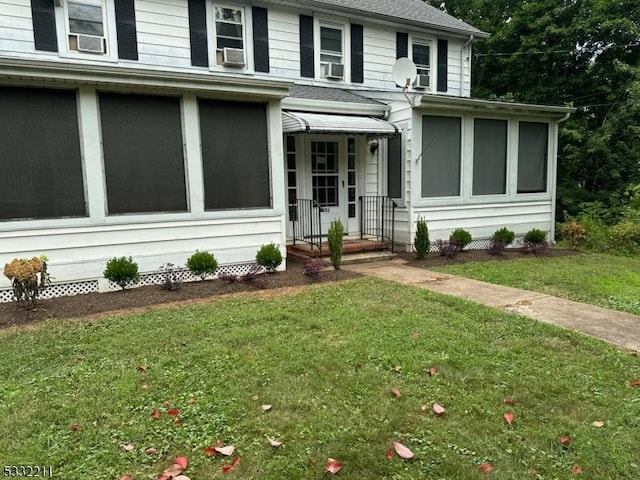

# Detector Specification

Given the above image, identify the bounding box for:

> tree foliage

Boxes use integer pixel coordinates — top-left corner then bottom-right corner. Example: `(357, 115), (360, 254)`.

(426, 0), (640, 220)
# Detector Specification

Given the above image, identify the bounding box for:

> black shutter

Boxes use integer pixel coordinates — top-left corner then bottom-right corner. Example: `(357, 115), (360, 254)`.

(299, 15), (314, 78)
(351, 23), (363, 83)
(252, 6), (270, 73)
(30, 0), (58, 52)
(114, 0), (138, 60)
(396, 32), (408, 59)
(188, 0), (209, 67)
(437, 39), (448, 92)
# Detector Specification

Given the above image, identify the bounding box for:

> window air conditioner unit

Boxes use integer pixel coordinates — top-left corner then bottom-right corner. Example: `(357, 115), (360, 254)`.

(222, 47), (245, 66)
(76, 34), (105, 54)
(323, 62), (344, 79)
(413, 74), (430, 90)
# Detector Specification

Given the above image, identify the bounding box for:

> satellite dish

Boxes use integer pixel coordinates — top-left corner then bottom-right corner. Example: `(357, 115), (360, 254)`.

(392, 58), (417, 88)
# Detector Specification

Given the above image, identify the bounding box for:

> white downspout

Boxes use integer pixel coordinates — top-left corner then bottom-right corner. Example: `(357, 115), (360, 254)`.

(460, 35), (474, 97)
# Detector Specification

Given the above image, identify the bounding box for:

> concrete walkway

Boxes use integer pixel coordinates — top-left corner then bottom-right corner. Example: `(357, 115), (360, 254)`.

(344, 259), (640, 352)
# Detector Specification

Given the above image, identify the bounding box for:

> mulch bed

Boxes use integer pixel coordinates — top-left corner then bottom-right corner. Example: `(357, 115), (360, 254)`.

(0, 248), (578, 330)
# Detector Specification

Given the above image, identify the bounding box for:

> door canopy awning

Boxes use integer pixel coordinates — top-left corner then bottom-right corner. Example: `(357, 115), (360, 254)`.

(282, 111), (399, 136)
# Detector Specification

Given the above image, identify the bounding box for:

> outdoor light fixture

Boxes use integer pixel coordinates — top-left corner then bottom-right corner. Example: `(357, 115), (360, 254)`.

(369, 141), (379, 155)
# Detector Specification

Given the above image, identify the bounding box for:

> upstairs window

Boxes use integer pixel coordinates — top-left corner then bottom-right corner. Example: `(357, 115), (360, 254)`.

(412, 41), (431, 90)
(214, 6), (245, 66)
(66, 0), (107, 54)
(319, 24), (344, 79)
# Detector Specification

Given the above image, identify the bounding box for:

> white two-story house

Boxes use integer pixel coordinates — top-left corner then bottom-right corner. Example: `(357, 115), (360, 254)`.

(0, 0), (572, 296)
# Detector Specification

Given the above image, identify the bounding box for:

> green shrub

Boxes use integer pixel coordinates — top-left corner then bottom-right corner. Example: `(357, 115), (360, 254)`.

(327, 219), (344, 270)
(488, 227), (515, 255)
(256, 243), (283, 273)
(414, 217), (430, 259)
(450, 228), (472, 251)
(576, 214), (610, 252)
(104, 256), (139, 290)
(558, 221), (587, 249)
(608, 220), (640, 256)
(186, 250), (218, 280)
(523, 228), (548, 253)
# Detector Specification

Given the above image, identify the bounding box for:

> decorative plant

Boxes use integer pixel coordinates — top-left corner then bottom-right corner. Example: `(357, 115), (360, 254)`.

(187, 250), (218, 280)
(488, 227), (516, 255)
(327, 219), (344, 270)
(104, 256), (139, 290)
(559, 221), (587, 249)
(450, 228), (472, 252)
(159, 262), (181, 291)
(523, 228), (548, 253)
(303, 257), (326, 278)
(3, 255), (50, 306)
(242, 263), (263, 283)
(435, 239), (459, 259)
(414, 217), (430, 259)
(256, 243), (283, 273)
(218, 272), (240, 284)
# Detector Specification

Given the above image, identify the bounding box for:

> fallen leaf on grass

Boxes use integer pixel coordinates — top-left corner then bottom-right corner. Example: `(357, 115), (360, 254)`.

(119, 475), (132, 480)
(173, 476), (191, 480)
(145, 447), (157, 455)
(390, 388), (401, 397)
(204, 446), (217, 456)
(167, 409), (181, 417)
(160, 464), (183, 478)
(433, 403), (445, 415)
(251, 394), (259, 401)
(428, 367), (438, 377)
(121, 443), (135, 452)
(174, 418), (183, 427)
(559, 436), (573, 445)
(324, 459), (342, 474)
(70, 424), (79, 431)
(421, 404), (428, 411)
(137, 364), (148, 373)
(188, 397), (197, 404)
(592, 421), (605, 428)
(175, 457), (188, 470)
(163, 401), (171, 408)
(393, 365), (402, 372)
(141, 384), (149, 391)
(151, 408), (161, 420)
(262, 404), (272, 412)
(393, 441), (414, 459)
(411, 332), (420, 339)
(222, 457), (240, 473)
(630, 380), (640, 387)
(502, 397), (516, 405)
(571, 464), (581, 475)
(215, 445), (235, 456)
(267, 437), (283, 447)
(503, 412), (514, 425)
(478, 463), (493, 473)
(386, 449), (394, 459)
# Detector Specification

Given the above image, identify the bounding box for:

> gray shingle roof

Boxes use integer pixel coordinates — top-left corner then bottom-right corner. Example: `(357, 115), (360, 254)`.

(301, 0), (488, 38)
(289, 85), (384, 105)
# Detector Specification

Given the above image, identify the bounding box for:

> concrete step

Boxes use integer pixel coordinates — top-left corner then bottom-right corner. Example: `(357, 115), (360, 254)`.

(340, 251), (397, 265)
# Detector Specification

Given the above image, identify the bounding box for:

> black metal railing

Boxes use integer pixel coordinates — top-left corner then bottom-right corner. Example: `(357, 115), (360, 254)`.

(290, 199), (322, 254)
(359, 196), (397, 252)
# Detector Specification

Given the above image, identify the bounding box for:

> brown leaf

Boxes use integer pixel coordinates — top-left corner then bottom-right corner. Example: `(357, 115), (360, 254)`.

(629, 380), (640, 387)
(411, 332), (420, 339)
(393, 365), (402, 372)
(267, 437), (283, 448)
(204, 446), (217, 456)
(478, 463), (494, 473)
(421, 404), (428, 411)
(559, 436), (573, 445)
(390, 388), (401, 397)
(161, 464), (183, 478)
(221, 457), (240, 473)
(173, 476), (191, 480)
(433, 403), (445, 415)
(167, 409), (181, 417)
(428, 367), (438, 377)
(70, 424), (80, 431)
(215, 445), (235, 456)
(502, 397), (516, 405)
(137, 364), (148, 373)
(251, 394), (259, 401)
(175, 457), (188, 470)
(174, 418), (183, 427)
(393, 441), (414, 459)
(151, 408), (160, 420)
(163, 401), (171, 408)
(121, 443), (135, 452)
(119, 475), (132, 480)
(503, 412), (514, 425)
(324, 458), (342, 474)
(386, 448), (394, 459)
(141, 384), (149, 391)
(188, 397), (197, 404)
(571, 464), (581, 476)
(261, 404), (272, 412)
(144, 447), (157, 455)
(592, 420), (605, 428)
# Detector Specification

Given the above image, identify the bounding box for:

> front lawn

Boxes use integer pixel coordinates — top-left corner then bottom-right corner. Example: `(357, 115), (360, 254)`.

(1, 278), (638, 479)
(431, 252), (640, 315)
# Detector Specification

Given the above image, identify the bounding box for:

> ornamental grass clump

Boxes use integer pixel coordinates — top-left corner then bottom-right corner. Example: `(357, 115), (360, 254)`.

(104, 256), (140, 290)
(3, 255), (50, 306)
(186, 250), (218, 281)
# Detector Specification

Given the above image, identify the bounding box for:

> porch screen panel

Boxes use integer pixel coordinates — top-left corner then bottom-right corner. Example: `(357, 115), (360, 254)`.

(199, 99), (271, 210)
(0, 86), (85, 220)
(421, 115), (461, 197)
(387, 134), (402, 198)
(473, 118), (507, 195)
(99, 92), (187, 214)
(518, 122), (549, 193)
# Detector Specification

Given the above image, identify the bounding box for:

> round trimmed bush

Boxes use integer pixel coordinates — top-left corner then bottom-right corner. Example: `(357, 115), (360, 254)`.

(256, 243), (283, 273)
(492, 227), (515, 246)
(104, 256), (139, 290)
(524, 228), (547, 246)
(450, 228), (472, 251)
(187, 250), (218, 280)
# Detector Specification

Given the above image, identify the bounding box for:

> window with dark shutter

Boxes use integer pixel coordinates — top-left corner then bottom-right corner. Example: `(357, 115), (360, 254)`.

(300, 15), (314, 78)
(351, 23), (363, 83)
(114, 0), (138, 60)
(30, 0), (58, 52)
(188, 0), (209, 67)
(99, 93), (188, 215)
(396, 32), (408, 59)
(199, 99), (271, 210)
(252, 6), (269, 73)
(437, 39), (448, 92)
(0, 87), (85, 220)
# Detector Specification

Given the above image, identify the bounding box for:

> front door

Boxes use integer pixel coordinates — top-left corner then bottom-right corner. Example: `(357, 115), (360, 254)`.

(309, 139), (348, 234)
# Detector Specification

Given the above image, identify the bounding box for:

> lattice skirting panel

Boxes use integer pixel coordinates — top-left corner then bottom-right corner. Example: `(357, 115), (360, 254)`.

(0, 262), (261, 303)
(428, 235), (529, 252)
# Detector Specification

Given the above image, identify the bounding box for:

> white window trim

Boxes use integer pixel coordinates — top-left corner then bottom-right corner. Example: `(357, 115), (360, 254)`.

(207, 2), (254, 72)
(54, 0), (118, 63)
(313, 16), (350, 84)
(409, 34), (436, 93)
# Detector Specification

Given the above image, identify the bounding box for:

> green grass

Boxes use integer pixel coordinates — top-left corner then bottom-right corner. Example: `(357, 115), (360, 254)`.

(1, 278), (639, 479)
(432, 252), (640, 315)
